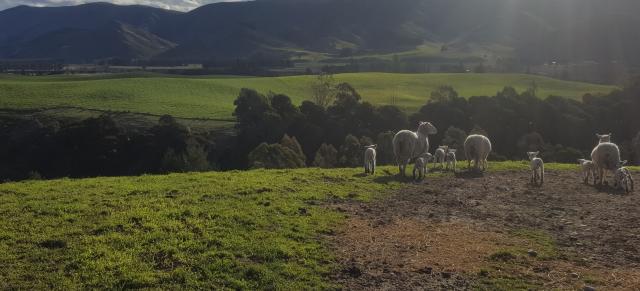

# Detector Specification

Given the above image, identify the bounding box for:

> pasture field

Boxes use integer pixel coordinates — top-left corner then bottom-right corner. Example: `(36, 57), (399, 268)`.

(0, 73), (616, 119)
(0, 161), (637, 290)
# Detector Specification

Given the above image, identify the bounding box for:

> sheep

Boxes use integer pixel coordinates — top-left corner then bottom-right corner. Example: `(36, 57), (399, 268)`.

(591, 141), (621, 185)
(596, 133), (612, 143)
(527, 151), (544, 185)
(393, 122), (438, 177)
(577, 159), (597, 184)
(363, 145), (377, 175)
(413, 153), (433, 181)
(614, 160), (634, 193)
(446, 149), (457, 172)
(434, 146), (448, 169)
(464, 134), (492, 172)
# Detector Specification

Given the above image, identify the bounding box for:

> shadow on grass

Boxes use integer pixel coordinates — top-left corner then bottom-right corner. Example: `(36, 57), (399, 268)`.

(454, 169), (485, 179)
(352, 173), (369, 178)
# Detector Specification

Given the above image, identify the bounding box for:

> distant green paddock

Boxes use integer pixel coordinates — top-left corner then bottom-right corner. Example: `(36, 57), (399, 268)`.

(0, 73), (616, 119)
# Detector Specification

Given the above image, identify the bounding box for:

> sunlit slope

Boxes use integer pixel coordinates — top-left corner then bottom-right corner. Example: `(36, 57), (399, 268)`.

(0, 73), (616, 119)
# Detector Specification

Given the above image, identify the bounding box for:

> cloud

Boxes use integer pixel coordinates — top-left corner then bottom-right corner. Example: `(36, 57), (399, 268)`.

(0, 0), (247, 12)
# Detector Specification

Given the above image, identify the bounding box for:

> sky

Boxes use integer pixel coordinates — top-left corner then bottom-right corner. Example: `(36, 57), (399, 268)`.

(0, 0), (246, 12)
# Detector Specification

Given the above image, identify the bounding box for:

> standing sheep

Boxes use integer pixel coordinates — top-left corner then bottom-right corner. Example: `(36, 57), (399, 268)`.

(413, 153), (433, 181)
(434, 146), (448, 169)
(446, 149), (457, 172)
(393, 122), (438, 177)
(363, 145), (377, 175)
(527, 151), (544, 185)
(614, 161), (634, 193)
(464, 134), (492, 172)
(591, 142), (621, 186)
(578, 159), (597, 184)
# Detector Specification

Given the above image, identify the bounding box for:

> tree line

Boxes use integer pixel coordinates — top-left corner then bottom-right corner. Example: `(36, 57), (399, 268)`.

(1, 77), (639, 181)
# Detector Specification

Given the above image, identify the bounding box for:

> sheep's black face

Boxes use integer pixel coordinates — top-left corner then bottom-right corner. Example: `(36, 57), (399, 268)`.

(418, 122), (437, 135)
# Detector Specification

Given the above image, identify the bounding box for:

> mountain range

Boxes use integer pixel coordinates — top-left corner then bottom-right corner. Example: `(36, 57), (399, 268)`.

(1, 0), (639, 65)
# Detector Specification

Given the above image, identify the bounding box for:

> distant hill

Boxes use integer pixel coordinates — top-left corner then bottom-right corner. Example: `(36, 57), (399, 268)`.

(1, 0), (639, 65)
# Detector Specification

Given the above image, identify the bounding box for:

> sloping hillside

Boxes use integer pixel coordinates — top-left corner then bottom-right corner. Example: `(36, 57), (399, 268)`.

(1, 0), (639, 65)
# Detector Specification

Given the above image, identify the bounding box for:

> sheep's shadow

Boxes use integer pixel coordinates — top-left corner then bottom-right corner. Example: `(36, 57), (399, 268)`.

(592, 183), (631, 195)
(455, 170), (485, 179)
(352, 173), (369, 178)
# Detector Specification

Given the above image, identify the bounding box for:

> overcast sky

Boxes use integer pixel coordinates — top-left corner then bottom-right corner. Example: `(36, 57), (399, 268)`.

(0, 0), (246, 12)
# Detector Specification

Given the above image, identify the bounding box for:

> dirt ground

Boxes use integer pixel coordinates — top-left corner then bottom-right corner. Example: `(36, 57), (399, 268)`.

(330, 169), (640, 290)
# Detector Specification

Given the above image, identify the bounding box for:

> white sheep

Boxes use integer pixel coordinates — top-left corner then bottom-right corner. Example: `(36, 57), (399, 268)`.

(614, 160), (634, 193)
(464, 134), (492, 172)
(577, 159), (597, 185)
(413, 153), (433, 181)
(527, 151), (544, 185)
(434, 145), (448, 168)
(591, 141), (621, 185)
(363, 145), (377, 175)
(393, 122), (438, 177)
(446, 149), (457, 172)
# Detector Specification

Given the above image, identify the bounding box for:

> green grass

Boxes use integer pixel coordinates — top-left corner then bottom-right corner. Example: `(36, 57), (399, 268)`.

(0, 73), (616, 119)
(0, 162), (633, 289)
(0, 167), (403, 290)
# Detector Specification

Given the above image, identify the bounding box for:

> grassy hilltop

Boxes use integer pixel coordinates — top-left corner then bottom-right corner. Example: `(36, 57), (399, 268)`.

(0, 73), (616, 119)
(1, 161), (638, 290)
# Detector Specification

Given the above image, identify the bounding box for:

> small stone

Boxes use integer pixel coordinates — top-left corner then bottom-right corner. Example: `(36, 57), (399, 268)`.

(417, 266), (433, 274)
(570, 272), (579, 278)
(441, 272), (452, 279)
(584, 286), (596, 291)
(527, 249), (538, 257)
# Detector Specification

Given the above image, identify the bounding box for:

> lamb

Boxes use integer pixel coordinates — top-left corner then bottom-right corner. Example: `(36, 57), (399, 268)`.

(393, 122), (438, 177)
(577, 159), (597, 184)
(363, 145), (377, 175)
(446, 149), (457, 172)
(464, 134), (492, 172)
(614, 160), (634, 193)
(527, 151), (544, 185)
(591, 141), (621, 185)
(434, 146), (448, 168)
(413, 153), (433, 181)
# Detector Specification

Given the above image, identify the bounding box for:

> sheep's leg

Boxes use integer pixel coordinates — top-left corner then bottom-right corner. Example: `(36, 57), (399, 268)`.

(541, 165), (544, 185)
(372, 161), (376, 175)
(413, 167), (417, 180)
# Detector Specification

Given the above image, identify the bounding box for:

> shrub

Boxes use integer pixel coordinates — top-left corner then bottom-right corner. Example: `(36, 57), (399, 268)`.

(313, 143), (338, 168)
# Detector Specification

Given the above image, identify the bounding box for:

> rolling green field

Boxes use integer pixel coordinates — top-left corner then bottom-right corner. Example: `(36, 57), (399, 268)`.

(2, 161), (633, 289)
(0, 73), (616, 119)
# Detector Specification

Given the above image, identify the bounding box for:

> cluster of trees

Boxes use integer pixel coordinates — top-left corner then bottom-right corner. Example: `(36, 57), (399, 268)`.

(3, 77), (640, 181)
(236, 78), (640, 169)
(0, 114), (217, 181)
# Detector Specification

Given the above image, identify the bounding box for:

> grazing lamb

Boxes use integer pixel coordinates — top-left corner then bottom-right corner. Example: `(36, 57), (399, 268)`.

(577, 159), (597, 185)
(591, 141), (621, 185)
(464, 134), (492, 172)
(527, 151), (544, 185)
(393, 122), (438, 177)
(413, 154), (431, 181)
(596, 133), (612, 143)
(614, 161), (634, 193)
(434, 146), (448, 168)
(363, 145), (377, 175)
(446, 149), (457, 172)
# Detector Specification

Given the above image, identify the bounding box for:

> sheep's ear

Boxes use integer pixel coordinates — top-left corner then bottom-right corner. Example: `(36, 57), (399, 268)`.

(621, 160), (628, 166)
(534, 151), (540, 155)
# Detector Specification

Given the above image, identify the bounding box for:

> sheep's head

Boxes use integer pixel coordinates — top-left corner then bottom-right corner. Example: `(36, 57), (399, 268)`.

(577, 159), (588, 165)
(448, 149), (457, 155)
(364, 144), (377, 149)
(527, 151), (540, 160)
(421, 153), (434, 162)
(596, 133), (612, 143)
(417, 122), (438, 135)
(617, 160), (628, 169)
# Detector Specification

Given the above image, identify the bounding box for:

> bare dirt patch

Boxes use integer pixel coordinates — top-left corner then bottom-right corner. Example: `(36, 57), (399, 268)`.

(331, 170), (640, 290)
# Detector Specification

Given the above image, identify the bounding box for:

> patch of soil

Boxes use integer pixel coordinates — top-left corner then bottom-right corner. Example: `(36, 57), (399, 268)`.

(331, 170), (640, 290)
